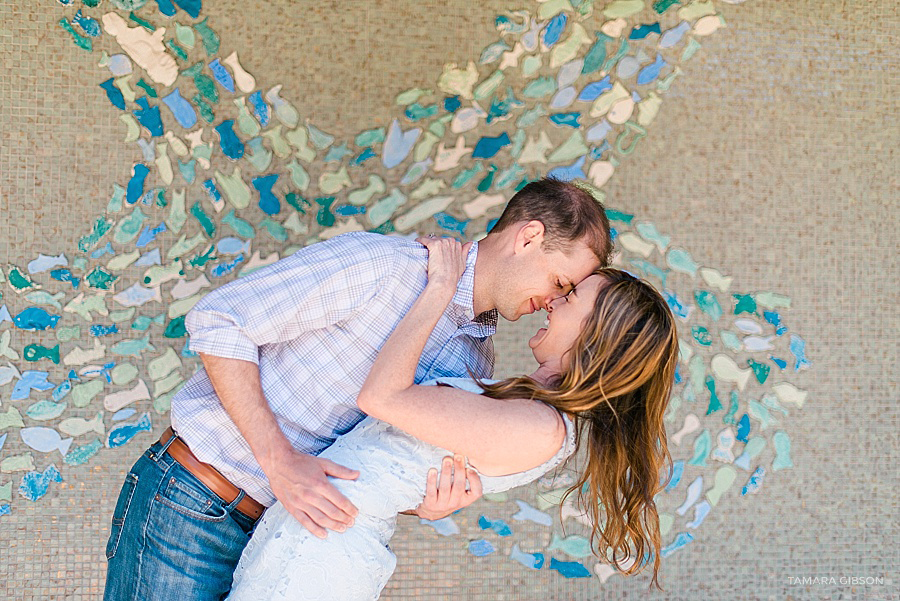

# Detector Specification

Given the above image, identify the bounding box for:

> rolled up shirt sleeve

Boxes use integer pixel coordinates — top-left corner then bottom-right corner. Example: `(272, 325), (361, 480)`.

(184, 233), (395, 365)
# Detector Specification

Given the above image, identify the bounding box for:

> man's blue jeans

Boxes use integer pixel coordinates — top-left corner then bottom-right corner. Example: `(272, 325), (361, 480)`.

(103, 433), (260, 601)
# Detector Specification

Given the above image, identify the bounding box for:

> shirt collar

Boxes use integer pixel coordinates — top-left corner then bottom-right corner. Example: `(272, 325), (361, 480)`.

(448, 241), (498, 337)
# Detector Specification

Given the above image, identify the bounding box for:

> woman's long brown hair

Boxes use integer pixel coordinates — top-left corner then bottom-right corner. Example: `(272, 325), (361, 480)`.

(475, 268), (678, 589)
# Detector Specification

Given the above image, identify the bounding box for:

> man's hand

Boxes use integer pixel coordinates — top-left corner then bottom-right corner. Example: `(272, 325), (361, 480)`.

(266, 448), (360, 539)
(413, 454), (483, 521)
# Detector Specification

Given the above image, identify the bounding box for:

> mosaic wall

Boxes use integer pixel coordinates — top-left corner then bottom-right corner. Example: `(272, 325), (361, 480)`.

(0, 0), (829, 591)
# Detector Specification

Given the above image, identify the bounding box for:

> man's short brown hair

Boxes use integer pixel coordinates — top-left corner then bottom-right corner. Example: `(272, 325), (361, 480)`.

(491, 177), (612, 266)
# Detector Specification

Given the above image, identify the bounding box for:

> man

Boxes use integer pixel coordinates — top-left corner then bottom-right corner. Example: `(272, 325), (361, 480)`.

(103, 177), (612, 601)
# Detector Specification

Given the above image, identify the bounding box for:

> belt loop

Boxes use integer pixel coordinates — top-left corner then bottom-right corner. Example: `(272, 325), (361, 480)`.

(158, 428), (178, 456)
(225, 489), (246, 513)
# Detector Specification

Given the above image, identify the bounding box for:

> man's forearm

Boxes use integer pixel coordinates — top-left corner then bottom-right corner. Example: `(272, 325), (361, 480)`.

(198, 353), (292, 470)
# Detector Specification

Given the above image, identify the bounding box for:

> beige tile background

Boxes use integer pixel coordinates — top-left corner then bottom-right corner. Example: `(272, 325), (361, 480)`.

(0, 0), (896, 599)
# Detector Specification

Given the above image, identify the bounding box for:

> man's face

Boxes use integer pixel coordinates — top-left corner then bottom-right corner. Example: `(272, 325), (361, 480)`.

(493, 225), (600, 322)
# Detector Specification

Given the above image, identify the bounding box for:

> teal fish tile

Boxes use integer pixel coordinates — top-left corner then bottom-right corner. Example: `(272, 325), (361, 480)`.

(64, 439), (102, 466)
(734, 437), (766, 470)
(548, 533), (593, 558)
(666, 248), (699, 276)
(25, 400), (67, 422)
(688, 429), (711, 466)
(772, 431), (793, 471)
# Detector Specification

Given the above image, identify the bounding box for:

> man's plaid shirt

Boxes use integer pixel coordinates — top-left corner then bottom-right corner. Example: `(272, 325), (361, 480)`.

(170, 231), (497, 506)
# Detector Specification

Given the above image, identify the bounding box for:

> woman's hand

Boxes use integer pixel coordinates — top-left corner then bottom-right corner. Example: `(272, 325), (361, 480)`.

(416, 235), (472, 298)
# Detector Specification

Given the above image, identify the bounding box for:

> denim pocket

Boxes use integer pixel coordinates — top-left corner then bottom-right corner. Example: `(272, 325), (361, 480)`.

(154, 471), (229, 523)
(106, 472), (138, 560)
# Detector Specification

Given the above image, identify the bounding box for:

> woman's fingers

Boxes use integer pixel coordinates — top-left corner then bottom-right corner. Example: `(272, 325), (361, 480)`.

(448, 455), (467, 507)
(465, 468), (483, 501)
(425, 468), (439, 503)
(438, 457), (453, 504)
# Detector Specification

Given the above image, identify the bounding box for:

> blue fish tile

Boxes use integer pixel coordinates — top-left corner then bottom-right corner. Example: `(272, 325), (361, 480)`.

(154, 0), (177, 16)
(382, 119), (420, 169)
(210, 255), (245, 277)
(134, 97), (163, 137)
(763, 310), (787, 335)
(589, 141), (610, 160)
(478, 515), (513, 537)
(11, 371), (55, 400)
(18, 465), (63, 502)
(511, 500), (553, 526)
(542, 13), (567, 47)
(126, 164), (151, 205)
(419, 516), (459, 536)
(664, 459), (684, 491)
(549, 112), (581, 128)
(14, 307), (60, 331)
(135, 248), (162, 267)
(660, 532), (694, 558)
(136, 222), (167, 248)
(89, 242), (115, 259)
(736, 413), (751, 443)
(549, 558), (591, 578)
(663, 290), (691, 320)
(51, 378), (72, 403)
(468, 539), (496, 557)
(208, 58), (235, 93)
(73, 10), (101, 37)
(99, 78), (126, 110)
(215, 120), (245, 160)
(248, 90), (270, 126)
(113, 408), (138, 421)
(789, 335), (811, 371)
(433, 213), (469, 236)
(629, 23), (661, 39)
(50, 269), (80, 289)
(472, 132), (511, 159)
(162, 88), (198, 129)
(509, 544), (545, 569)
(90, 324), (119, 337)
(333, 205), (366, 217)
(741, 466), (766, 495)
(546, 155), (586, 181)
(253, 174), (281, 215)
(107, 412), (152, 448)
(637, 54), (667, 86)
(660, 21), (690, 48)
(351, 147), (376, 166)
(173, 0), (202, 18)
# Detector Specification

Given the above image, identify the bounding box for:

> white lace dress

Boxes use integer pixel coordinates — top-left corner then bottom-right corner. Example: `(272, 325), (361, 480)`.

(226, 377), (577, 601)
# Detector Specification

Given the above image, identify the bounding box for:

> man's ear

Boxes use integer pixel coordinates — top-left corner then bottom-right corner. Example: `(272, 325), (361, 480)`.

(516, 220), (546, 252)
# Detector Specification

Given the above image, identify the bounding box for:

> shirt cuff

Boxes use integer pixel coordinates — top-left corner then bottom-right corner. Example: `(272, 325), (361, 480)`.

(186, 330), (261, 365)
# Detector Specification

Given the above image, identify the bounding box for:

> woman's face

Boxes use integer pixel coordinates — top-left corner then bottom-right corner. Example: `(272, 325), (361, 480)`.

(528, 274), (606, 369)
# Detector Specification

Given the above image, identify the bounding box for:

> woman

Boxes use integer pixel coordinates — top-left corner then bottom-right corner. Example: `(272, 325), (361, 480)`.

(227, 237), (678, 600)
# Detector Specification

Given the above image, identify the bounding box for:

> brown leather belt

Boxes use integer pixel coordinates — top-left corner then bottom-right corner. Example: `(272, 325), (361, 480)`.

(158, 426), (265, 521)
